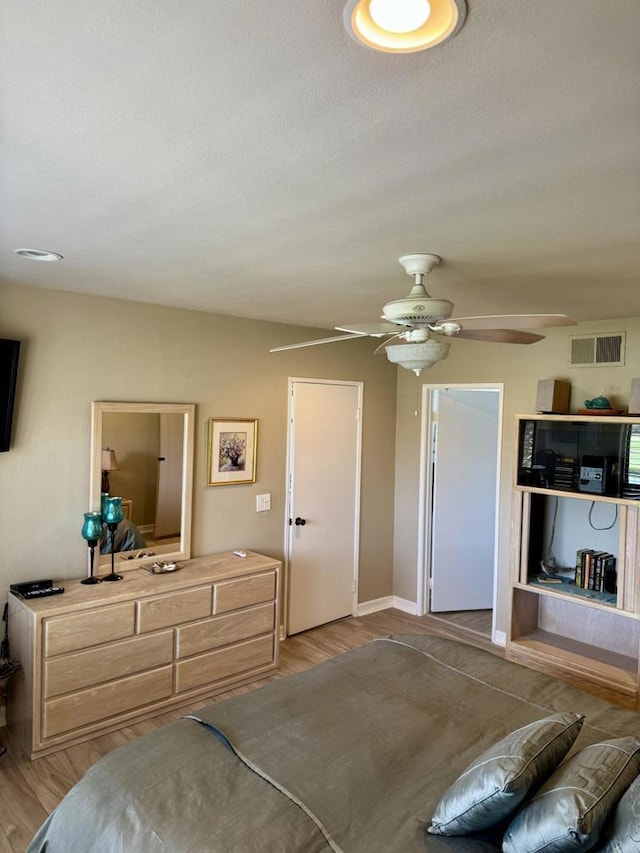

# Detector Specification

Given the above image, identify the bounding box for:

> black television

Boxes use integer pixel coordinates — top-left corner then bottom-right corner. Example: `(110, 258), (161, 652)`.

(0, 339), (21, 452)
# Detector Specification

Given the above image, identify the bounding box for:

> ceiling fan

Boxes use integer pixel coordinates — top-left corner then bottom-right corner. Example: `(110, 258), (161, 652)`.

(270, 254), (577, 375)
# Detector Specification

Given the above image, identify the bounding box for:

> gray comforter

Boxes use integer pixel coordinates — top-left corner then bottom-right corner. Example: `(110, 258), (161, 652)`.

(28, 634), (640, 852)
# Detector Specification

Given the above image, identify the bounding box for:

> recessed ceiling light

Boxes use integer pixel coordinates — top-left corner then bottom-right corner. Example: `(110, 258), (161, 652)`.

(14, 248), (64, 262)
(344, 0), (466, 53)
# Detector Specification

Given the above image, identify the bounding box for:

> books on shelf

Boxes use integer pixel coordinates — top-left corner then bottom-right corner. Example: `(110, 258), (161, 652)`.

(575, 548), (617, 594)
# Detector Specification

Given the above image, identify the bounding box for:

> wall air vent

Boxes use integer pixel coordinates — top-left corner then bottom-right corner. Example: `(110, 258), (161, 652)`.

(568, 332), (625, 367)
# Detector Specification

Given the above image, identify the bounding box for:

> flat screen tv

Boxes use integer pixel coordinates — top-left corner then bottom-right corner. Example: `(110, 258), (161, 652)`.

(0, 339), (21, 452)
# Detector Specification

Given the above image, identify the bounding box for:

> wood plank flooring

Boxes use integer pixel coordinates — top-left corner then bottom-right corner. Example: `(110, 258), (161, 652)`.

(0, 608), (501, 851)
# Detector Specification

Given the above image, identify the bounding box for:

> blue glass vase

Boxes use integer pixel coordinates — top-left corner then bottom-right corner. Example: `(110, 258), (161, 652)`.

(102, 496), (124, 526)
(81, 511), (103, 585)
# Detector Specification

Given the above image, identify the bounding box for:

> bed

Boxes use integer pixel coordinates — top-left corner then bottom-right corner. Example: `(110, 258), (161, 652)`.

(28, 634), (640, 852)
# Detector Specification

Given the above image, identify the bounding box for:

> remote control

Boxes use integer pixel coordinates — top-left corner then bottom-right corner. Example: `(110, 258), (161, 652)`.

(233, 549), (247, 558)
(21, 586), (65, 599)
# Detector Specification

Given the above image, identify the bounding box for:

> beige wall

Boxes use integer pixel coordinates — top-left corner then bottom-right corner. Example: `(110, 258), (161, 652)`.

(393, 318), (640, 635)
(0, 282), (397, 608)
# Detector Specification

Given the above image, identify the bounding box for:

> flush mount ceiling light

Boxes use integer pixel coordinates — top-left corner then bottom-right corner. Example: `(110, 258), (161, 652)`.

(14, 248), (64, 261)
(344, 0), (466, 53)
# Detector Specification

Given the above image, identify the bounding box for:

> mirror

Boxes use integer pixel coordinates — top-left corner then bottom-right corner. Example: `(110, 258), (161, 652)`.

(90, 402), (195, 569)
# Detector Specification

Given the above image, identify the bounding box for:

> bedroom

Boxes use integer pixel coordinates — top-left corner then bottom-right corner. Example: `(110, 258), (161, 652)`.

(1, 1), (640, 849)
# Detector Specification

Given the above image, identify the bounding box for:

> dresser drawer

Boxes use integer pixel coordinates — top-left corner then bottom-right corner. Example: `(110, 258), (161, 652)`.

(44, 602), (135, 657)
(214, 571), (276, 614)
(43, 666), (173, 739)
(137, 586), (212, 633)
(176, 603), (275, 660)
(44, 631), (174, 698)
(175, 634), (274, 693)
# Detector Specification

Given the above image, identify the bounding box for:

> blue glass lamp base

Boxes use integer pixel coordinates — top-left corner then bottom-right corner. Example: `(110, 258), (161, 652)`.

(103, 522), (124, 581)
(102, 572), (123, 582)
(81, 541), (102, 585)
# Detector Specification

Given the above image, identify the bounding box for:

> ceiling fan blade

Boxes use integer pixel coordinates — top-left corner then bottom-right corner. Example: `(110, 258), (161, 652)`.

(336, 322), (404, 336)
(447, 314), (576, 331)
(270, 333), (364, 353)
(451, 328), (546, 344)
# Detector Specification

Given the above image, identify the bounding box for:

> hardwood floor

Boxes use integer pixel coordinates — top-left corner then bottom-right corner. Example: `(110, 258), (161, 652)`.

(0, 608), (502, 851)
(426, 608), (493, 639)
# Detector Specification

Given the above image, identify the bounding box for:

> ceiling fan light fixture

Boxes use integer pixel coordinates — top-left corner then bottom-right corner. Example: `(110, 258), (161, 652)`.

(386, 339), (450, 375)
(343, 0), (466, 53)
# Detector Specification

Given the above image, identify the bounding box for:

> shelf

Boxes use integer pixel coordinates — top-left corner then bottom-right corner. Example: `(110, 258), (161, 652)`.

(508, 630), (638, 707)
(515, 485), (640, 507)
(516, 413), (638, 424)
(517, 484), (640, 506)
(523, 577), (618, 608)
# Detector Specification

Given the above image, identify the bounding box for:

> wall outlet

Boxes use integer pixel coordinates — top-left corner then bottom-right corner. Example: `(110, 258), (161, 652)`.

(256, 493), (271, 512)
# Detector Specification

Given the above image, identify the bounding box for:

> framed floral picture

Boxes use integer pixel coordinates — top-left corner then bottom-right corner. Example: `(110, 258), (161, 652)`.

(207, 418), (257, 486)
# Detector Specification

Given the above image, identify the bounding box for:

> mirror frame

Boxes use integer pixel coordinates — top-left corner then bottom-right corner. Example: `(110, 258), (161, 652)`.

(90, 401), (196, 570)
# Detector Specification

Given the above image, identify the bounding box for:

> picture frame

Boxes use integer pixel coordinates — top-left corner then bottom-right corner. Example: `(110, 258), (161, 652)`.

(207, 418), (257, 486)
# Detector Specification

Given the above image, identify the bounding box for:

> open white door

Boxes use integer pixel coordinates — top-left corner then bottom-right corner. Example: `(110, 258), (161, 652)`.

(286, 379), (362, 635)
(154, 413), (183, 539)
(429, 388), (500, 612)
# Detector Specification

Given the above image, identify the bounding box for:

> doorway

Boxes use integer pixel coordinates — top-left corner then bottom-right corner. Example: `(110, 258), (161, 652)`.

(285, 378), (363, 636)
(418, 385), (503, 642)
(154, 412), (184, 540)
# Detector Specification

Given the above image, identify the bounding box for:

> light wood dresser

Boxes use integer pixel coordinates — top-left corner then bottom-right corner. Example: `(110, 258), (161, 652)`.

(8, 551), (280, 759)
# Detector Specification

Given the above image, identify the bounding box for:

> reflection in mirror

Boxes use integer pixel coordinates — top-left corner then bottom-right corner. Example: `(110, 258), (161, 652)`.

(90, 402), (195, 570)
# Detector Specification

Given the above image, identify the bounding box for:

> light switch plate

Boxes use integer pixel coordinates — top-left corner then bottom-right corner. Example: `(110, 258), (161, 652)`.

(256, 493), (271, 512)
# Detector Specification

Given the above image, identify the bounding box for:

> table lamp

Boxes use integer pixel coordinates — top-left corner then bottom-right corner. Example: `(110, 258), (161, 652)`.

(101, 447), (119, 494)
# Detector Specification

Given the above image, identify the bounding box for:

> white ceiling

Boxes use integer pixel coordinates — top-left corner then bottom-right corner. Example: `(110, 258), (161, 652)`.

(2, 1), (639, 332)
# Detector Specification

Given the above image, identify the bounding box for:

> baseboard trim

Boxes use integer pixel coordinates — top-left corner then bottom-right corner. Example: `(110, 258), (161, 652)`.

(356, 596), (393, 616)
(357, 596), (418, 617)
(493, 629), (507, 647)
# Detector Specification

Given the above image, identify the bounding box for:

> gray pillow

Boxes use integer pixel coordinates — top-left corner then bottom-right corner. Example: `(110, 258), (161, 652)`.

(428, 712), (584, 836)
(598, 773), (640, 852)
(502, 736), (640, 853)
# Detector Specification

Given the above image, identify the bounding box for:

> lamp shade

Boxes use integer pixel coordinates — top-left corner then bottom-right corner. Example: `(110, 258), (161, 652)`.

(101, 448), (120, 472)
(81, 511), (103, 543)
(386, 340), (450, 375)
(102, 496), (124, 526)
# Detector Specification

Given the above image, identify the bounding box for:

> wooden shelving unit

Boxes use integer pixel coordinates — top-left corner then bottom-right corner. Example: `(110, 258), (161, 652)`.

(507, 414), (640, 709)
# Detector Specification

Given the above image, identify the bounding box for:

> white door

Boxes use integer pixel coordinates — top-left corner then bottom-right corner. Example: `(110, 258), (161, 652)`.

(287, 379), (362, 635)
(429, 388), (500, 612)
(154, 413), (183, 539)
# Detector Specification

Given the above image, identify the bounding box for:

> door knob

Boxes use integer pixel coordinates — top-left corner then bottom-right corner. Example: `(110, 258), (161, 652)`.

(294, 517), (306, 526)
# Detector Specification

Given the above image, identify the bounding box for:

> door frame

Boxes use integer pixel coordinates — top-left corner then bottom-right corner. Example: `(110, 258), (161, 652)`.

(416, 383), (504, 642)
(282, 376), (364, 637)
